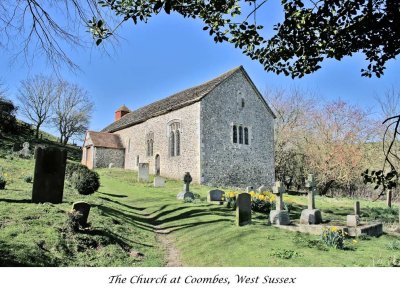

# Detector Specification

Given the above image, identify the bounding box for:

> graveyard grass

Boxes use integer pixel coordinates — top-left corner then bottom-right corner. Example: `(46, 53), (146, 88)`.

(1, 157), (400, 267)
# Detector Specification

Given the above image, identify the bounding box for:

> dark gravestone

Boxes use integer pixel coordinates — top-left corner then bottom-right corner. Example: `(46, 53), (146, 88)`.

(207, 189), (225, 204)
(32, 147), (67, 204)
(236, 193), (252, 226)
(72, 201), (91, 227)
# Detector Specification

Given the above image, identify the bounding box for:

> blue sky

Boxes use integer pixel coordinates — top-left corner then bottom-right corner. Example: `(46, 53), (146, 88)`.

(1, 2), (399, 139)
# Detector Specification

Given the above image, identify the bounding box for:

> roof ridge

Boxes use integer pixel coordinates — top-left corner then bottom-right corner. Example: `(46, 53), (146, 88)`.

(102, 66), (243, 132)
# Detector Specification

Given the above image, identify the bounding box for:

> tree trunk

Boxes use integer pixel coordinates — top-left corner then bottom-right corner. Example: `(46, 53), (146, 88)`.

(387, 189), (392, 208)
(319, 180), (335, 196)
(35, 124), (40, 139)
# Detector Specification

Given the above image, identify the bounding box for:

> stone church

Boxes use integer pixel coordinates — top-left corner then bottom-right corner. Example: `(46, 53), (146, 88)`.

(82, 66), (276, 187)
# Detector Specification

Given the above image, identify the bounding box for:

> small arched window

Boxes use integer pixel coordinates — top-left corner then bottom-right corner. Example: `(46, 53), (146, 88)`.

(244, 127), (249, 145)
(233, 125), (237, 143)
(241, 98), (245, 108)
(170, 131), (175, 157)
(150, 139), (153, 156)
(136, 155), (139, 166)
(175, 130), (180, 156)
(239, 126), (243, 144)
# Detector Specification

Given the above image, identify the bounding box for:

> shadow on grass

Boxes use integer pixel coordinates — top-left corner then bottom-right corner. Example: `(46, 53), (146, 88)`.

(97, 191), (128, 198)
(0, 198), (31, 204)
(98, 196), (146, 211)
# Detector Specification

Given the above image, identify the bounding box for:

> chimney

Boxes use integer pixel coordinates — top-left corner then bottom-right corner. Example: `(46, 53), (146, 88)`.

(115, 105), (130, 121)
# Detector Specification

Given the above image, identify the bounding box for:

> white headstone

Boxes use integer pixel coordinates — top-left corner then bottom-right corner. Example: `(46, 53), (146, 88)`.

(138, 163), (149, 182)
(153, 176), (165, 187)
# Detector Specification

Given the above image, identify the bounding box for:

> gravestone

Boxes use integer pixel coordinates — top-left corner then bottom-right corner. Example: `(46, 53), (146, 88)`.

(177, 172), (194, 200)
(236, 193), (252, 226)
(137, 163), (149, 182)
(246, 186), (254, 193)
(207, 189), (225, 204)
(347, 201), (360, 227)
(300, 174), (323, 224)
(257, 185), (268, 193)
(108, 163), (115, 169)
(19, 142), (31, 158)
(153, 176), (165, 187)
(71, 201), (91, 227)
(32, 147), (67, 204)
(269, 181), (290, 225)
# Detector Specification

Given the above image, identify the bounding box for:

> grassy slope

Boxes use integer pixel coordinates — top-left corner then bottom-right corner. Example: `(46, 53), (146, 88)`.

(0, 121), (81, 161)
(1, 156), (399, 267)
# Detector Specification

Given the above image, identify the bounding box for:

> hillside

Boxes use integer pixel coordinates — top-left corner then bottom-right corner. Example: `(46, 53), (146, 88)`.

(0, 120), (81, 161)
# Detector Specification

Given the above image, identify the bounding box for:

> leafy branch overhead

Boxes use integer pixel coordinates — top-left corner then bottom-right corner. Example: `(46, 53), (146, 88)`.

(89, 0), (400, 78)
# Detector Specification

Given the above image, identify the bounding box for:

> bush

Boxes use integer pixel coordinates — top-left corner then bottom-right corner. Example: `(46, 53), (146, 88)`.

(0, 175), (6, 189)
(65, 162), (88, 181)
(70, 167), (100, 195)
(321, 226), (346, 249)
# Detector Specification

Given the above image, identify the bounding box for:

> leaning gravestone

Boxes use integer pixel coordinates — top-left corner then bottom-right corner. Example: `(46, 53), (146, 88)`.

(71, 201), (91, 227)
(177, 172), (195, 200)
(246, 186), (254, 193)
(207, 189), (225, 204)
(269, 181), (290, 225)
(153, 176), (165, 187)
(32, 147), (67, 204)
(137, 163), (149, 182)
(300, 174), (322, 224)
(236, 193), (252, 226)
(108, 163), (115, 169)
(257, 185), (268, 193)
(347, 201), (360, 227)
(19, 142), (31, 158)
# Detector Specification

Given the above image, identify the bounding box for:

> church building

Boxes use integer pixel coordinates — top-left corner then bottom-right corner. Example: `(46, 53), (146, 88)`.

(82, 66), (276, 187)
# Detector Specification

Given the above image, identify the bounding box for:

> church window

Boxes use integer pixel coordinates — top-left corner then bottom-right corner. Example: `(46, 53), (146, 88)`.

(136, 155), (139, 166)
(146, 132), (154, 156)
(233, 125), (237, 143)
(170, 131), (175, 157)
(176, 130), (180, 156)
(241, 98), (245, 108)
(244, 127), (249, 145)
(239, 126), (243, 144)
(167, 121), (181, 157)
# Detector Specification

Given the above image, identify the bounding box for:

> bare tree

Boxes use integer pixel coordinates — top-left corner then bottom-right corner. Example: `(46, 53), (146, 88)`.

(0, 1), (109, 71)
(265, 87), (316, 190)
(17, 75), (57, 139)
(52, 81), (94, 144)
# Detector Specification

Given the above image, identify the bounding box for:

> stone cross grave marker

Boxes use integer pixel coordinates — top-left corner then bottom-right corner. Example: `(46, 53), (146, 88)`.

(153, 176), (165, 187)
(72, 201), (91, 227)
(272, 181), (285, 210)
(32, 147), (67, 204)
(137, 163), (149, 182)
(207, 189), (225, 204)
(236, 193), (252, 226)
(300, 174), (322, 225)
(269, 181), (290, 225)
(177, 172), (194, 200)
(347, 201), (360, 227)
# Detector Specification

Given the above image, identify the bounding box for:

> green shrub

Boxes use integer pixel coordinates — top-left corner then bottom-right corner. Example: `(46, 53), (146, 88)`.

(65, 162), (88, 181)
(251, 198), (271, 213)
(23, 175), (33, 183)
(321, 226), (346, 249)
(0, 175), (6, 190)
(70, 167), (100, 195)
